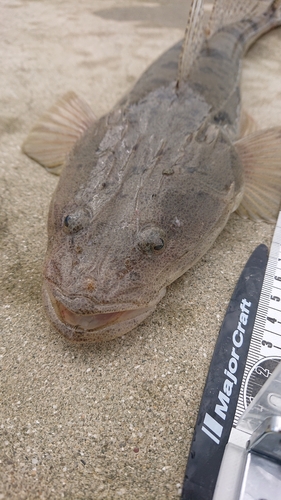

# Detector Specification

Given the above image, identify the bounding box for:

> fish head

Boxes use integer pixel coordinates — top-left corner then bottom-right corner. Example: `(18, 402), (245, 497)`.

(43, 84), (244, 342)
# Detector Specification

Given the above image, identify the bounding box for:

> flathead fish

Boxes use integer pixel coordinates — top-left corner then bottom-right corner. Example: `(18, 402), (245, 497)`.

(23, 0), (281, 342)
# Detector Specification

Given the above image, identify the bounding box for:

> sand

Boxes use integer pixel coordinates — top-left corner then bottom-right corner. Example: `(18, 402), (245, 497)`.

(1, 1), (281, 498)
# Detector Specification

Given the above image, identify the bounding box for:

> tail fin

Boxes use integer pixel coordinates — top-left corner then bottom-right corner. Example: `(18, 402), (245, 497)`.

(206, 0), (273, 37)
(177, 0), (280, 86)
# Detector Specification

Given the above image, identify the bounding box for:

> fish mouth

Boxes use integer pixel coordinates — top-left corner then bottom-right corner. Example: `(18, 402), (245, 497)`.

(57, 302), (126, 330)
(42, 282), (166, 342)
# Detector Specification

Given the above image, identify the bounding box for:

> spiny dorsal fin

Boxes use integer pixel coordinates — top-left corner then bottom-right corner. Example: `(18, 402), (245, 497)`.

(235, 127), (281, 223)
(22, 91), (96, 175)
(177, 0), (205, 86)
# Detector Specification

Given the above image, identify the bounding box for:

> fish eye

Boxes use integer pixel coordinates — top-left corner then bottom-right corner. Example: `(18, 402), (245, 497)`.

(64, 215), (71, 228)
(153, 238), (165, 251)
(63, 214), (82, 233)
(63, 208), (90, 234)
(137, 227), (166, 254)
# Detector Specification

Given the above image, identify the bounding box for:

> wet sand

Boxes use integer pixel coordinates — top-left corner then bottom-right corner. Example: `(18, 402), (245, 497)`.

(1, 1), (281, 498)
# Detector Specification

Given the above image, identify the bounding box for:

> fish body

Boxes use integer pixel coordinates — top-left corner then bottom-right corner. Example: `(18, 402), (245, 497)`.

(23, 0), (281, 341)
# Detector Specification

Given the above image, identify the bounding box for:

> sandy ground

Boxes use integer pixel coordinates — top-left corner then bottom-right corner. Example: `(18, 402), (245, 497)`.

(1, 1), (281, 499)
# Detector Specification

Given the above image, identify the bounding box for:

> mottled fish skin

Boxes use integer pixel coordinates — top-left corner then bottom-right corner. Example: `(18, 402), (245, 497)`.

(39, 1), (281, 341)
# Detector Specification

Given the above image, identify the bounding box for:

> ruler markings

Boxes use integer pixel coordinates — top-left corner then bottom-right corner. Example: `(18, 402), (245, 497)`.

(264, 328), (281, 338)
(233, 212), (281, 425)
(266, 305), (281, 313)
(250, 330), (263, 338)
(254, 313), (267, 321)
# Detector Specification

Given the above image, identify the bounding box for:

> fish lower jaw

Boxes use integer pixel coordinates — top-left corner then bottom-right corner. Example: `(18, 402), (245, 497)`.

(56, 301), (151, 332)
(42, 284), (166, 342)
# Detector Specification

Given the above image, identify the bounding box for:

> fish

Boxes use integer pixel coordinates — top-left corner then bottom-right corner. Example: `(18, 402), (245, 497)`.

(23, 0), (281, 342)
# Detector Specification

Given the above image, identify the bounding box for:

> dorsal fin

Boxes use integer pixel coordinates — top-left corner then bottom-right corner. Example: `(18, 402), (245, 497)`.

(177, 0), (205, 86)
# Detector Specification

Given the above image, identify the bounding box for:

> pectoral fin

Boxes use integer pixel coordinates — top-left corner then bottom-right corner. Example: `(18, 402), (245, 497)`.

(239, 109), (257, 137)
(22, 91), (96, 175)
(234, 127), (281, 222)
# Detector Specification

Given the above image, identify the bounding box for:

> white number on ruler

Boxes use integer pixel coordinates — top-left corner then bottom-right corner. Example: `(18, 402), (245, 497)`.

(262, 248), (281, 356)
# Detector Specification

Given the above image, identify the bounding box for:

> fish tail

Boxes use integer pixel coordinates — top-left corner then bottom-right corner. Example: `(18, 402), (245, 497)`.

(220, 0), (281, 53)
(178, 0), (281, 85)
(272, 0), (281, 20)
(207, 0), (281, 38)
